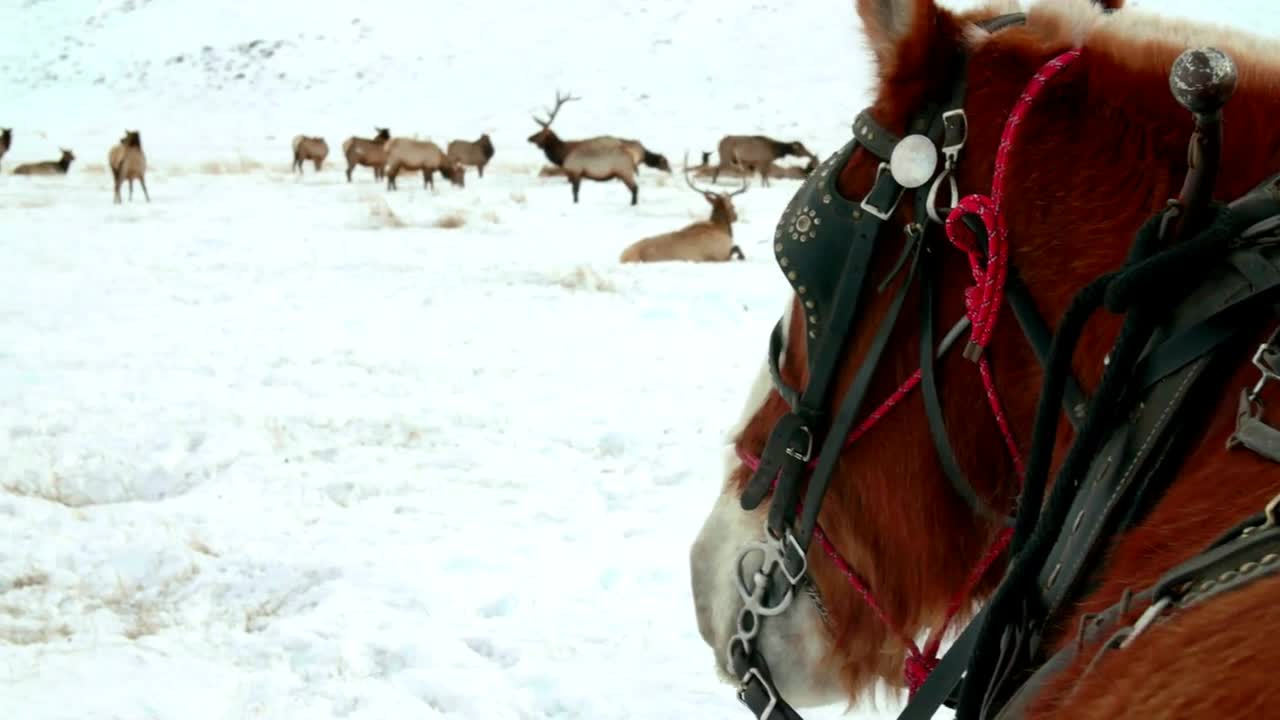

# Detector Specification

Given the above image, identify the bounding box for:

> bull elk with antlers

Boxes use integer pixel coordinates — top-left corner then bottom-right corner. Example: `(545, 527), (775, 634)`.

(527, 90), (657, 205)
(713, 134), (814, 187)
(619, 153), (748, 263)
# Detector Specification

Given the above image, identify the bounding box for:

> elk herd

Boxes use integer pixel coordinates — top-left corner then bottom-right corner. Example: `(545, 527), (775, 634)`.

(2, 90), (819, 263)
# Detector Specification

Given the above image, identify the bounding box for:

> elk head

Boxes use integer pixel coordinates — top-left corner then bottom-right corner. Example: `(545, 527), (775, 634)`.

(527, 89), (580, 147)
(684, 151), (748, 225)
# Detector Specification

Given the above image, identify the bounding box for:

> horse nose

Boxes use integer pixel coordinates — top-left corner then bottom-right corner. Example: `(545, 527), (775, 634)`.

(690, 536), (719, 648)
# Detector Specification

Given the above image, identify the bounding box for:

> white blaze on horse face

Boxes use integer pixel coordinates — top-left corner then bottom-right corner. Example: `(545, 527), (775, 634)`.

(688, 296), (845, 707)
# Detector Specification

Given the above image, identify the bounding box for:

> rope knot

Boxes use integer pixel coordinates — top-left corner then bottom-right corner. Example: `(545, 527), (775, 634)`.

(904, 650), (940, 696)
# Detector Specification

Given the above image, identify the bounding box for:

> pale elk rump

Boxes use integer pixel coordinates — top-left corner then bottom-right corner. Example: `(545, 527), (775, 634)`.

(619, 153), (748, 263)
(13, 148), (74, 176)
(383, 137), (465, 190)
(713, 134), (814, 187)
(0, 128), (11, 172)
(525, 90), (641, 205)
(342, 127), (391, 182)
(446, 134), (495, 178)
(108, 130), (150, 204)
(291, 135), (329, 174)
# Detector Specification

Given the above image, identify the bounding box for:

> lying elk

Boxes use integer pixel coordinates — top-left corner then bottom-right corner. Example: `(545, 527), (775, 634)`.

(526, 90), (639, 205)
(292, 135), (329, 174)
(713, 134), (814, 186)
(0, 128), (11, 171)
(620, 154), (747, 263)
(384, 137), (465, 190)
(108, 130), (150, 203)
(13, 148), (74, 176)
(342, 127), (390, 182)
(446, 134), (494, 178)
(770, 155), (819, 179)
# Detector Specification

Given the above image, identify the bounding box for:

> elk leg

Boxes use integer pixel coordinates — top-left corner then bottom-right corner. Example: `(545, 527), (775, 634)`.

(570, 175), (581, 203)
(622, 175), (638, 206)
(128, 178), (134, 201)
(478, 162), (485, 179)
(314, 158), (322, 172)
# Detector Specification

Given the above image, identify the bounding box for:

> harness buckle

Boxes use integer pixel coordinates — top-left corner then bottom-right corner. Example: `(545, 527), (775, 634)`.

(738, 668), (779, 720)
(860, 162), (904, 221)
(785, 425), (814, 462)
(926, 167), (960, 225)
(1118, 596), (1172, 649)
(1247, 339), (1280, 403)
(941, 108), (968, 164)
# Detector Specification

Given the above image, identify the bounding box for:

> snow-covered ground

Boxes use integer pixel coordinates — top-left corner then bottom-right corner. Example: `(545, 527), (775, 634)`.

(2, 1), (1277, 719)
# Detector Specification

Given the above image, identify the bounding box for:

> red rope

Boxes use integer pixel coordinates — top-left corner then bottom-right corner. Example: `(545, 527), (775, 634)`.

(735, 48), (1081, 697)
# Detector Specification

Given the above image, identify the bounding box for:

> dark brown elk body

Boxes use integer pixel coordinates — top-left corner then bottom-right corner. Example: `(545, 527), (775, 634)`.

(620, 155), (748, 263)
(384, 137), (465, 190)
(108, 130), (150, 204)
(526, 91), (640, 205)
(292, 135), (329, 173)
(713, 134), (814, 186)
(13, 148), (74, 176)
(446, 134), (494, 178)
(0, 128), (11, 171)
(342, 127), (390, 182)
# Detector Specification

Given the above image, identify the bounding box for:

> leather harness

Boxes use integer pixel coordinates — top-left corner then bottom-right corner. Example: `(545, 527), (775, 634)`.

(723, 6), (1280, 720)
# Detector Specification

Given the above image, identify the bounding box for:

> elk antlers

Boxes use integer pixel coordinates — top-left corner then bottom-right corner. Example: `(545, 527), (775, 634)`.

(683, 151), (748, 197)
(532, 90), (581, 129)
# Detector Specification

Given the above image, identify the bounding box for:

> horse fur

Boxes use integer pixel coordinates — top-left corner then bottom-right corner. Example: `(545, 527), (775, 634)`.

(692, 0), (1280, 715)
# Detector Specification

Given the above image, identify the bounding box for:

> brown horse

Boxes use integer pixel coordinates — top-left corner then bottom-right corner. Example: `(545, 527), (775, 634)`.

(689, 1), (1280, 719)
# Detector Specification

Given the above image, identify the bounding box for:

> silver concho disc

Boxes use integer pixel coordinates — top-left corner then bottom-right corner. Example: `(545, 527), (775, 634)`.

(889, 134), (938, 189)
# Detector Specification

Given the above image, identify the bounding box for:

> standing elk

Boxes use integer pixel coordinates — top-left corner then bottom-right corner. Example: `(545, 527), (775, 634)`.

(13, 148), (74, 176)
(342, 127), (391, 182)
(446, 134), (495, 179)
(713, 134), (815, 186)
(108, 130), (149, 204)
(383, 137), (465, 191)
(620, 153), (748, 263)
(0, 128), (11, 171)
(292, 135), (329, 174)
(526, 90), (640, 206)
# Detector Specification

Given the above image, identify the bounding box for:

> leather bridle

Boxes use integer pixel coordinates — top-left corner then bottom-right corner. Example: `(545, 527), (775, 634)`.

(724, 11), (1088, 720)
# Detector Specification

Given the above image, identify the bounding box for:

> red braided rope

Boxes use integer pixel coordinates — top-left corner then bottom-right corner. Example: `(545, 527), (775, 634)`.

(735, 48), (1081, 696)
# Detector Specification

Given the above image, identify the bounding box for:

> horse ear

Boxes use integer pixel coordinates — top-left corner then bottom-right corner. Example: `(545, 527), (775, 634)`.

(854, 0), (936, 71)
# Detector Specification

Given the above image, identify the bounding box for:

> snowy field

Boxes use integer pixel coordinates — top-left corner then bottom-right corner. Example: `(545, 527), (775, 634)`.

(1, 0), (1276, 719)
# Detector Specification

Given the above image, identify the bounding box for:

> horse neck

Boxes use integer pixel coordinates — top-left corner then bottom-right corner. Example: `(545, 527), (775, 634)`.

(956, 44), (1280, 406)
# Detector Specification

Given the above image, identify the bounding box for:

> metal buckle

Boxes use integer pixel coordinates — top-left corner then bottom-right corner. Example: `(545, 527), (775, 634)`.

(1248, 340), (1280, 402)
(784, 425), (813, 462)
(941, 108), (968, 161)
(925, 166), (959, 224)
(1119, 596), (1172, 649)
(737, 667), (779, 720)
(779, 527), (808, 585)
(860, 162), (903, 221)
(734, 542), (796, 617)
